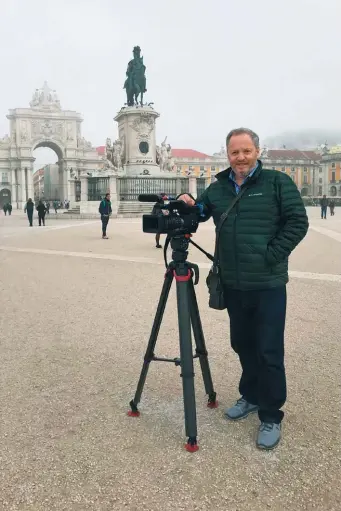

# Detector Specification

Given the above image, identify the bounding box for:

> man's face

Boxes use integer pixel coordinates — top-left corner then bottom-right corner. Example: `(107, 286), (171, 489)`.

(227, 134), (260, 178)
(106, 194), (110, 200)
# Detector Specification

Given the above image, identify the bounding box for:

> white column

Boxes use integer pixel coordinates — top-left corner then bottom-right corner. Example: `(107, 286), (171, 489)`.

(27, 166), (34, 200)
(109, 175), (118, 215)
(188, 176), (197, 198)
(80, 175), (88, 201)
(21, 167), (26, 208)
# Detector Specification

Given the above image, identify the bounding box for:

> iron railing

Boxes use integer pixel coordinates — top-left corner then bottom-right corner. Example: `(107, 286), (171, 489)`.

(88, 177), (110, 201)
(197, 178), (206, 198)
(118, 177), (178, 201)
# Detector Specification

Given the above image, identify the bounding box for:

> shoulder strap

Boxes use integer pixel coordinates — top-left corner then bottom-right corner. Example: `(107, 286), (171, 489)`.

(213, 186), (248, 265)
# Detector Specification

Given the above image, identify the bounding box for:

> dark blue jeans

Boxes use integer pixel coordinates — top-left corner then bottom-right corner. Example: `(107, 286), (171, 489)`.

(101, 215), (109, 236)
(321, 206), (327, 219)
(224, 286), (287, 423)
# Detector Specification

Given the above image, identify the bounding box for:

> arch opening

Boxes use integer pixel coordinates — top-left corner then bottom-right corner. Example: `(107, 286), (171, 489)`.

(32, 141), (64, 202)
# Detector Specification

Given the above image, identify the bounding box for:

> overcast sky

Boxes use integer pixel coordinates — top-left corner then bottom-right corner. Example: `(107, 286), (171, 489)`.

(0, 0), (340, 169)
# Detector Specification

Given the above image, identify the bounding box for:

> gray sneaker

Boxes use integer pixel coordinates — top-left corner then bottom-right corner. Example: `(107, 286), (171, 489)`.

(224, 397), (259, 421)
(256, 422), (281, 450)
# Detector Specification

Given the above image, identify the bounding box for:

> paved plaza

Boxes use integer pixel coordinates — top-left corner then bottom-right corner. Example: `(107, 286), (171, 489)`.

(0, 208), (340, 511)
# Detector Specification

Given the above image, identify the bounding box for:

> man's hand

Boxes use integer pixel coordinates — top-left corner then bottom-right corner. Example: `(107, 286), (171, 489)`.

(178, 194), (196, 207)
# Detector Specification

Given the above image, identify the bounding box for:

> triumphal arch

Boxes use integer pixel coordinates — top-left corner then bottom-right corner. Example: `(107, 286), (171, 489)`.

(0, 82), (99, 208)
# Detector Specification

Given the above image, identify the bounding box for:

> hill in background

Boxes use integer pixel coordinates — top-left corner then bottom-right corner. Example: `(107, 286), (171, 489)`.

(263, 129), (341, 149)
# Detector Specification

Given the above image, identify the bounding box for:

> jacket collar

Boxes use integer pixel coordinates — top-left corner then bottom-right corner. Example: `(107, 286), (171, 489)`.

(216, 159), (263, 183)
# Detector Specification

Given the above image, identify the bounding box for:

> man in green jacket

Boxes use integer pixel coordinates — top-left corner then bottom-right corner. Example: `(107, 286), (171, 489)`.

(180, 128), (308, 450)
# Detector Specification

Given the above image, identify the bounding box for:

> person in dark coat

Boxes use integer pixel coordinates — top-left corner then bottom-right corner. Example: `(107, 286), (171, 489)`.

(36, 200), (47, 226)
(7, 203), (12, 215)
(329, 199), (335, 216)
(179, 127), (308, 451)
(320, 195), (328, 219)
(98, 193), (112, 239)
(24, 198), (34, 226)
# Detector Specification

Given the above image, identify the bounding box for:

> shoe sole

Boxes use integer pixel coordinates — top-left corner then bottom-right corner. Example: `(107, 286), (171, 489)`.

(224, 408), (259, 421)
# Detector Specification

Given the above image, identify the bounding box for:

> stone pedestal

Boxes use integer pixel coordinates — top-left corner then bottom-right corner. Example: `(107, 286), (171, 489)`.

(114, 105), (161, 177)
(80, 175), (88, 201)
(189, 176), (197, 198)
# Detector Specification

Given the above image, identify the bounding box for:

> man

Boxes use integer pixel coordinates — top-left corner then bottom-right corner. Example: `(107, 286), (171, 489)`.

(99, 193), (112, 239)
(24, 198), (35, 226)
(180, 128), (308, 450)
(36, 200), (47, 226)
(329, 198), (335, 216)
(320, 195), (328, 219)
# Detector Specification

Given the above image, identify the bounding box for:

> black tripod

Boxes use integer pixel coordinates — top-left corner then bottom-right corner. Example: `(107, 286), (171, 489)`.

(128, 233), (218, 452)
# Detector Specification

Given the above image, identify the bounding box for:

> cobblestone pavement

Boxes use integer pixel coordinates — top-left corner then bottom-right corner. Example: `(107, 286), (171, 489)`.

(0, 208), (340, 510)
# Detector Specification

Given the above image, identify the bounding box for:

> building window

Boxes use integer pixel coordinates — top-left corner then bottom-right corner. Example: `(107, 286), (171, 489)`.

(318, 186), (323, 195)
(319, 178), (323, 184)
(211, 166), (216, 172)
(319, 167), (322, 173)
(332, 163), (335, 168)
(303, 167), (308, 172)
(291, 167), (295, 172)
(281, 167), (285, 172)
(272, 166), (275, 170)
(200, 166), (205, 172)
(1, 172), (9, 183)
(177, 166), (181, 173)
(331, 171), (336, 183)
(303, 175), (308, 184)
(188, 166), (194, 172)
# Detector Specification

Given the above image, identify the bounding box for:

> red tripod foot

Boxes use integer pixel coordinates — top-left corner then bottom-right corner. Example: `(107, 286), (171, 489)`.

(207, 400), (219, 409)
(207, 393), (218, 408)
(185, 437), (199, 452)
(128, 400), (140, 417)
(127, 410), (140, 417)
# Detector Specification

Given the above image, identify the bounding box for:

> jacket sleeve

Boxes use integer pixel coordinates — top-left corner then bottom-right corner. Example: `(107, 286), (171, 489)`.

(99, 201), (103, 214)
(266, 173), (309, 265)
(196, 185), (214, 222)
(109, 203), (112, 214)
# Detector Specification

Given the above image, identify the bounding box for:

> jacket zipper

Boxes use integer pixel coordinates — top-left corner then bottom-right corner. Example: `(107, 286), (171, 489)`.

(234, 201), (240, 289)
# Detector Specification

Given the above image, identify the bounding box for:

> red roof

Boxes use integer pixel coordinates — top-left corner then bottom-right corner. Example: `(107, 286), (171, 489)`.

(172, 149), (211, 159)
(96, 145), (105, 155)
(267, 149), (320, 161)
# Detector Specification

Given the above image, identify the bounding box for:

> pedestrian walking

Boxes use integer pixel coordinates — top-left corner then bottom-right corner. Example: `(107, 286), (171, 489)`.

(99, 193), (112, 239)
(320, 195), (328, 219)
(36, 200), (47, 226)
(24, 198), (34, 226)
(329, 199), (335, 216)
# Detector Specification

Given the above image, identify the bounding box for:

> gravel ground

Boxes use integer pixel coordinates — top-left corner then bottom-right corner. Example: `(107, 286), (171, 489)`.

(0, 209), (340, 510)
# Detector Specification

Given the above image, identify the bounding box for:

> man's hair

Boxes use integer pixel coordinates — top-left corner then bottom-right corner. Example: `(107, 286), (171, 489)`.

(105, 193), (110, 197)
(226, 128), (260, 149)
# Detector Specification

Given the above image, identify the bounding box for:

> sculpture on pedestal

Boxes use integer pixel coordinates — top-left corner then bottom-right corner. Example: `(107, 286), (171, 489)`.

(158, 136), (175, 172)
(105, 137), (125, 172)
(123, 46), (147, 106)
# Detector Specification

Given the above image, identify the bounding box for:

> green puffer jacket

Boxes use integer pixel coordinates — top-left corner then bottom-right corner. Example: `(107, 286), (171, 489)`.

(198, 161), (309, 290)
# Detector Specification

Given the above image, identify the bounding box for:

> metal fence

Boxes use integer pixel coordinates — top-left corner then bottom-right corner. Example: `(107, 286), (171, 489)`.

(197, 178), (206, 197)
(88, 177), (110, 201)
(118, 177), (178, 201)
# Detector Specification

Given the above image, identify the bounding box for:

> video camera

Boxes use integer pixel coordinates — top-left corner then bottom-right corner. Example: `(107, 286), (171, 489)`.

(138, 193), (200, 235)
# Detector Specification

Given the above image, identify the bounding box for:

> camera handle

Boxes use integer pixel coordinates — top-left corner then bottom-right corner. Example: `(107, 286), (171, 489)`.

(127, 234), (218, 452)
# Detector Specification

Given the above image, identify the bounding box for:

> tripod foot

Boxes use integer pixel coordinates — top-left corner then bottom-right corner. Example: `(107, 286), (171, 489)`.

(128, 400), (140, 417)
(207, 393), (218, 408)
(185, 437), (199, 453)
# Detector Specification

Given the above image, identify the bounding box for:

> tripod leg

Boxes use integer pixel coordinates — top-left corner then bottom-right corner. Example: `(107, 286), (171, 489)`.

(175, 275), (199, 452)
(128, 269), (173, 417)
(188, 278), (218, 408)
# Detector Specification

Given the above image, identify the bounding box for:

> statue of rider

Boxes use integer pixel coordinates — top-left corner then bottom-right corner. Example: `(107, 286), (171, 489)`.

(123, 46), (147, 106)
